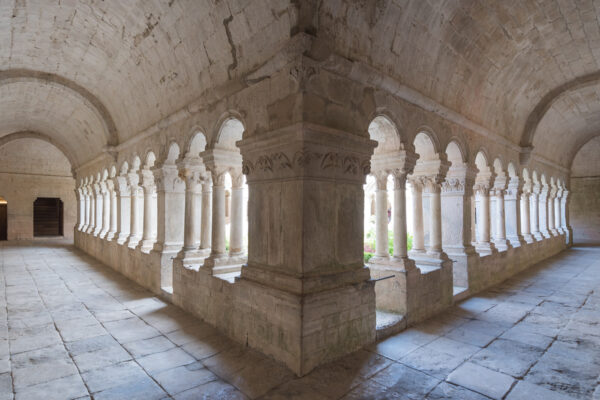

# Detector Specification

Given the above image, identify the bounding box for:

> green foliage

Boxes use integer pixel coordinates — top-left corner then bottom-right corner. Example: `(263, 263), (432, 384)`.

(363, 216), (413, 263)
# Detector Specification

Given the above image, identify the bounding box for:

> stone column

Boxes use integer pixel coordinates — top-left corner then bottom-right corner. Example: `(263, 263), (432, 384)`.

(505, 177), (525, 247)
(115, 175), (131, 245)
(530, 185), (542, 241)
(409, 179), (425, 256)
(371, 171), (389, 262)
(152, 164), (186, 288)
(139, 169), (158, 252)
(555, 189), (563, 234)
(202, 167), (228, 269)
(127, 171), (143, 248)
(76, 188), (84, 231)
(424, 177), (445, 258)
(100, 182), (110, 239)
(474, 184), (496, 254)
(561, 189), (573, 246)
(178, 165), (203, 261)
(237, 123), (377, 376)
(392, 172), (410, 261)
(200, 180), (212, 254)
(88, 188), (96, 234)
(520, 190), (533, 243)
(93, 182), (103, 236)
(229, 170), (245, 258)
(548, 187), (557, 236)
(539, 184), (550, 238)
(106, 179), (118, 241)
(491, 187), (510, 251)
(83, 186), (91, 231)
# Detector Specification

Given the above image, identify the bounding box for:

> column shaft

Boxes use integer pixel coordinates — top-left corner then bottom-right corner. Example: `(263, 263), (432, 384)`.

(200, 183), (212, 250)
(229, 184), (244, 256)
(393, 184), (407, 258)
(411, 182), (425, 253)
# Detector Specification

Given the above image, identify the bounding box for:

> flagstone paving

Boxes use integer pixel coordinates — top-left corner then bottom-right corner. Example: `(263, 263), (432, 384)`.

(0, 241), (598, 399)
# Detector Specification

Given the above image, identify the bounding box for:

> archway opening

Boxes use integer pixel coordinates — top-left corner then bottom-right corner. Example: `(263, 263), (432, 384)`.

(33, 197), (64, 237)
(0, 197), (7, 241)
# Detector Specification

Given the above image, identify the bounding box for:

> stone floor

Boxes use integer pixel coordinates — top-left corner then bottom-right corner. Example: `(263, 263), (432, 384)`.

(0, 241), (599, 400)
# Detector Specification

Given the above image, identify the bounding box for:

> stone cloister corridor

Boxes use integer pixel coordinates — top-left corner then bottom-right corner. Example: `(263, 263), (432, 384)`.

(2, 1), (600, 399)
(0, 241), (598, 399)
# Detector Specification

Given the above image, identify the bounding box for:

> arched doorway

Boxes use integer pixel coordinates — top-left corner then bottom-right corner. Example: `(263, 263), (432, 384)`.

(33, 198), (64, 237)
(0, 196), (7, 240)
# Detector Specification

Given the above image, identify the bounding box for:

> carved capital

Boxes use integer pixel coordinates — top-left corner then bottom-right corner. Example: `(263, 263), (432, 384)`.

(441, 178), (466, 194)
(238, 123), (376, 185)
(154, 166), (185, 193)
(473, 183), (490, 196)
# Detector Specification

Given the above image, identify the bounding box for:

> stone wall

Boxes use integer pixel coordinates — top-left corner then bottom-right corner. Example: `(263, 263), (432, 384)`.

(0, 139), (76, 240)
(570, 137), (600, 245)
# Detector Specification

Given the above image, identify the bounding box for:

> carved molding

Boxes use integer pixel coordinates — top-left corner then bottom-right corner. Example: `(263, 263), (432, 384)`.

(242, 150), (372, 178)
(441, 178), (466, 194)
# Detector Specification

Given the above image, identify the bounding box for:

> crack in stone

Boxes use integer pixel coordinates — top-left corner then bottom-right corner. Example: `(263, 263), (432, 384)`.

(223, 15), (238, 80)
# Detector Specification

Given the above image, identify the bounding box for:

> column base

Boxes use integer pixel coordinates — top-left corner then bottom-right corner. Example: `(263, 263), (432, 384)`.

(493, 239), (512, 251)
(99, 231), (108, 239)
(475, 241), (497, 255)
(532, 232), (544, 241)
(138, 239), (156, 253)
(127, 236), (141, 249)
(176, 248), (210, 266)
(549, 228), (559, 236)
(117, 234), (130, 245)
(106, 231), (116, 241)
(507, 235), (526, 248)
(522, 233), (534, 244)
(540, 230), (552, 239)
(201, 253), (231, 272)
(369, 255), (391, 265)
(369, 256), (416, 271)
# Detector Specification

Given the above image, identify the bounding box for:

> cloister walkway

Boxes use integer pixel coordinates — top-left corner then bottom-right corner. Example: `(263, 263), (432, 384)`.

(0, 241), (598, 400)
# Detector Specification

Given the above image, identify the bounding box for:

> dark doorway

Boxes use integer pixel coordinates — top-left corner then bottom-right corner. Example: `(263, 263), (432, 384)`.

(0, 197), (7, 241)
(33, 198), (63, 237)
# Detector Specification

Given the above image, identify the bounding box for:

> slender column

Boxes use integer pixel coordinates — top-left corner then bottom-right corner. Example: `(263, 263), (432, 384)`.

(106, 179), (118, 241)
(179, 166), (203, 258)
(548, 187), (557, 236)
(100, 182), (110, 238)
(82, 187), (90, 231)
(94, 183), (104, 236)
(153, 165), (186, 253)
(409, 179), (425, 254)
(424, 178), (443, 256)
(554, 189), (563, 234)
(475, 185), (496, 254)
(202, 168), (228, 268)
(76, 188), (84, 231)
(373, 171), (389, 260)
(530, 186), (542, 240)
(505, 178), (525, 247)
(115, 175), (131, 245)
(127, 172), (143, 248)
(200, 180), (212, 252)
(139, 169), (157, 251)
(87, 188), (96, 234)
(520, 191), (533, 243)
(492, 188), (510, 250)
(539, 184), (550, 238)
(561, 189), (572, 246)
(229, 171), (245, 257)
(392, 173), (408, 260)
(441, 168), (477, 256)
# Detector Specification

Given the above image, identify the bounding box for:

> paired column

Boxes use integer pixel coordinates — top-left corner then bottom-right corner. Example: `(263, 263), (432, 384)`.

(423, 178), (444, 257)
(539, 184), (550, 238)
(178, 165), (204, 261)
(491, 181), (510, 251)
(100, 181), (110, 238)
(200, 181), (212, 254)
(229, 171), (245, 258)
(530, 185), (543, 240)
(76, 188), (85, 231)
(87, 182), (97, 234)
(372, 171), (390, 262)
(561, 189), (572, 246)
(554, 188), (563, 234)
(139, 169), (157, 251)
(474, 184), (496, 254)
(409, 179), (425, 255)
(83, 186), (91, 232)
(520, 190), (534, 243)
(115, 175), (131, 245)
(203, 167), (228, 268)
(106, 179), (118, 241)
(392, 171), (410, 263)
(548, 187), (557, 236)
(504, 178), (525, 247)
(127, 171), (143, 248)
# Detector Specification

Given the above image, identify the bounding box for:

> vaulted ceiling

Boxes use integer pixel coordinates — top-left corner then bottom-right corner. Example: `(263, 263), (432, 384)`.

(319, 0), (600, 166)
(1, 0), (599, 169)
